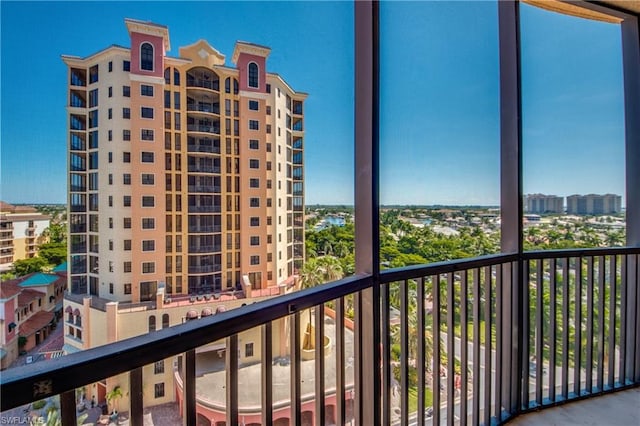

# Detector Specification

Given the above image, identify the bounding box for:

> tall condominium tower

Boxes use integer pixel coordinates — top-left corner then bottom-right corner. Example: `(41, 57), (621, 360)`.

(566, 194), (622, 215)
(63, 19), (306, 303)
(524, 194), (564, 214)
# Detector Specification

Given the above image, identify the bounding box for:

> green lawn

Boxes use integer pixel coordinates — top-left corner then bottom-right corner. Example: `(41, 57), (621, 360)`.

(408, 387), (434, 413)
(452, 319), (495, 346)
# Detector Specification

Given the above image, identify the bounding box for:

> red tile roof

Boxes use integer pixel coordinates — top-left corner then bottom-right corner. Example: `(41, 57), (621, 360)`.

(17, 289), (45, 307)
(19, 311), (54, 336)
(0, 281), (22, 299)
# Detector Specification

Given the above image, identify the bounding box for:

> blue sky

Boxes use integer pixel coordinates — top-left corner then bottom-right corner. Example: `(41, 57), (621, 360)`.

(0, 1), (626, 206)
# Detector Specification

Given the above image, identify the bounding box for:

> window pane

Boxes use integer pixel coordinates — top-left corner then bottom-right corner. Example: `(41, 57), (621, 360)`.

(520, 3), (625, 248)
(380, 1), (500, 266)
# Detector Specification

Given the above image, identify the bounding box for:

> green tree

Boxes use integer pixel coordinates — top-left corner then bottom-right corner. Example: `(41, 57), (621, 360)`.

(41, 223), (66, 244)
(299, 256), (345, 350)
(12, 257), (46, 276)
(38, 242), (67, 266)
(106, 385), (123, 414)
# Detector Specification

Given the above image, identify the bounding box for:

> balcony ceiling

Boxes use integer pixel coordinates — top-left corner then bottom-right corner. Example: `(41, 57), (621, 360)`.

(523, 0), (640, 23)
(600, 1), (640, 13)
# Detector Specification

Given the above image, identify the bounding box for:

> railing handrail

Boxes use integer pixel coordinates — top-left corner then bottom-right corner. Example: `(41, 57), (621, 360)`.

(0, 273), (372, 410)
(522, 246), (640, 260)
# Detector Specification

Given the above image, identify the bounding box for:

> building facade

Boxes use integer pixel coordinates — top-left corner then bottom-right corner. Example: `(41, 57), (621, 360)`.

(524, 194), (564, 214)
(0, 202), (51, 270)
(566, 193), (622, 215)
(62, 19), (306, 304)
(0, 270), (65, 369)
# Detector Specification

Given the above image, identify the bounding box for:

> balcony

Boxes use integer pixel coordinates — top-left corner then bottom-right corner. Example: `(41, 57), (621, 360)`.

(187, 103), (220, 115)
(187, 75), (220, 91)
(1, 248), (639, 426)
(188, 244), (221, 253)
(187, 138), (221, 154)
(188, 264), (222, 274)
(188, 185), (221, 193)
(188, 225), (222, 233)
(187, 165), (221, 174)
(188, 205), (221, 213)
(187, 124), (220, 135)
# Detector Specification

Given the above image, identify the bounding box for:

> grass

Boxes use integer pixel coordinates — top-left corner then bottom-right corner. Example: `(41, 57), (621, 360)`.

(408, 387), (434, 413)
(452, 319), (495, 346)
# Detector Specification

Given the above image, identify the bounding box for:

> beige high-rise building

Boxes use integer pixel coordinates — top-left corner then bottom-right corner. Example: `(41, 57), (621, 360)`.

(524, 194), (564, 214)
(63, 19), (306, 304)
(566, 194), (622, 215)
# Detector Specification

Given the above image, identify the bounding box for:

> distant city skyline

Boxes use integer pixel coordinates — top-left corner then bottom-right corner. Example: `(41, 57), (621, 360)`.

(1, 2), (627, 206)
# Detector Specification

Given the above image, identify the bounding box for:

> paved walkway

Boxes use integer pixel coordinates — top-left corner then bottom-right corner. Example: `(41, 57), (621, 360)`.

(509, 387), (640, 426)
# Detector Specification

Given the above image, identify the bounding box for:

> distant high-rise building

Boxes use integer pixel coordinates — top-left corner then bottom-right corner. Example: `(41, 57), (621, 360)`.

(566, 194), (621, 215)
(63, 19), (306, 303)
(524, 194), (564, 214)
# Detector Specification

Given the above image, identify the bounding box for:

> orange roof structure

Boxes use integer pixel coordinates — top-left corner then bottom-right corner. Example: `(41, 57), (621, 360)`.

(19, 311), (54, 336)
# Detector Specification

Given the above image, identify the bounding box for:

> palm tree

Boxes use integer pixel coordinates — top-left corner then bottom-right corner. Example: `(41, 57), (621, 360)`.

(105, 385), (123, 415)
(299, 256), (344, 350)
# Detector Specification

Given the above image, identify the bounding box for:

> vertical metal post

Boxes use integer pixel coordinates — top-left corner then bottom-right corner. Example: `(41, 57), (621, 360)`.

(562, 257), (570, 399)
(184, 349), (196, 426)
(290, 312), (301, 425)
(597, 256), (606, 391)
(574, 258), (583, 396)
(60, 390), (77, 426)
(446, 272), (455, 424)
(622, 17), (640, 247)
(498, 0), (523, 418)
(355, 1), (380, 424)
(586, 257), (594, 393)
(129, 367), (143, 426)
(381, 282), (391, 426)
(262, 323), (273, 426)
(549, 258), (557, 402)
(400, 280), (409, 425)
(483, 266), (493, 425)
(607, 255), (617, 389)
(314, 305), (326, 426)
(226, 335), (239, 426)
(433, 275), (441, 426)
(460, 272), (469, 426)
(417, 277), (426, 426)
(472, 269), (481, 425)
(521, 260), (530, 409)
(336, 297), (346, 426)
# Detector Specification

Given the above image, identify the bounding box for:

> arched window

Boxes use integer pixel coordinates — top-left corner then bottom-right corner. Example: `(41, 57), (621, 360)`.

(148, 315), (156, 332)
(233, 78), (239, 95)
(164, 68), (171, 84)
(174, 69), (180, 86)
(225, 77), (231, 94)
(248, 62), (259, 88)
(162, 313), (169, 329)
(140, 43), (154, 71)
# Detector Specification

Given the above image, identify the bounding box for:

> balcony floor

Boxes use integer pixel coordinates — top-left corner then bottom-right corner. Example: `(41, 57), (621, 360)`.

(509, 388), (640, 426)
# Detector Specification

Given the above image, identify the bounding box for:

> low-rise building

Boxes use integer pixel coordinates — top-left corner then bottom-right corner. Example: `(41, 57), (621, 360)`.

(0, 269), (66, 368)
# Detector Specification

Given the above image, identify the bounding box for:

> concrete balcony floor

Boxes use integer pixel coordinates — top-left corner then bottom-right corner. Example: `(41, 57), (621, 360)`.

(510, 388), (640, 426)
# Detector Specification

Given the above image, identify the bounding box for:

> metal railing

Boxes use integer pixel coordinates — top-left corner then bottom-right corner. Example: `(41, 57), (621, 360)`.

(1, 248), (638, 426)
(187, 124), (220, 135)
